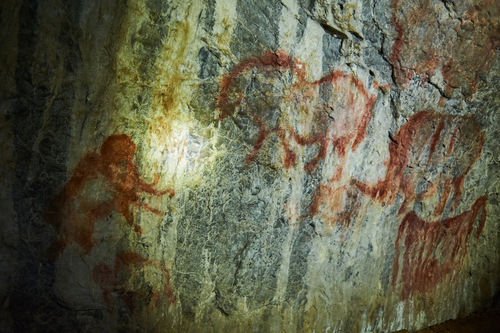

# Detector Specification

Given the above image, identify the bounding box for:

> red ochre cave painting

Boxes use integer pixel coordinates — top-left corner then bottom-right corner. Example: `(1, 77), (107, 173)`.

(354, 111), (487, 300)
(216, 50), (376, 173)
(93, 251), (176, 313)
(355, 111), (485, 217)
(391, 0), (500, 99)
(392, 197), (487, 301)
(219, 51), (488, 300)
(45, 134), (174, 259)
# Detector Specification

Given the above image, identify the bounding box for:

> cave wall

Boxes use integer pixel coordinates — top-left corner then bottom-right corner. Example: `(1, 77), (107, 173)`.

(1, 0), (500, 332)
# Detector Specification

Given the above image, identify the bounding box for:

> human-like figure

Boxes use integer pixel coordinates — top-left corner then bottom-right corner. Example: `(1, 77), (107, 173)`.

(45, 134), (174, 258)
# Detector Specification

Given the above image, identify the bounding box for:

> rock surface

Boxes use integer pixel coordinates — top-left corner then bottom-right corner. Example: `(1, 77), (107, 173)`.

(0, 0), (499, 332)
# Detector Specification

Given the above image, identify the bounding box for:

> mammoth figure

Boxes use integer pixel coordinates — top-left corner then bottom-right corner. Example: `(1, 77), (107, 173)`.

(356, 110), (485, 218)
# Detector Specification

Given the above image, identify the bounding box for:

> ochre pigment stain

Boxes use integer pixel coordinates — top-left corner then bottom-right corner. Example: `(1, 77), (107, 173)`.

(93, 251), (176, 312)
(355, 111), (485, 217)
(390, 0), (500, 98)
(392, 196), (488, 301)
(217, 50), (376, 172)
(45, 134), (174, 258)
(308, 185), (361, 228)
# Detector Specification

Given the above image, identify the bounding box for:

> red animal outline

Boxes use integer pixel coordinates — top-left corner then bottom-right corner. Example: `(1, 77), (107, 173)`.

(355, 111), (485, 217)
(216, 50), (376, 172)
(351, 110), (487, 300)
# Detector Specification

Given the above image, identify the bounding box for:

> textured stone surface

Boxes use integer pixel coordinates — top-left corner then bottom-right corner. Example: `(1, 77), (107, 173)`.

(0, 0), (499, 332)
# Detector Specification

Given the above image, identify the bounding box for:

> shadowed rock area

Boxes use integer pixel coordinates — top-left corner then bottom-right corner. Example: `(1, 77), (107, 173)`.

(0, 0), (499, 332)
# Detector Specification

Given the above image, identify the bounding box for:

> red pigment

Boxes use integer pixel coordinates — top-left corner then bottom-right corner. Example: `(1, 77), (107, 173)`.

(389, 0), (405, 85)
(217, 50), (297, 120)
(442, 58), (456, 97)
(427, 121), (445, 164)
(304, 135), (328, 171)
(277, 128), (297, 169)
(355, 111), (485, 217)
(391, 0), (500, 98)
(313, 71), (377, 152)
(217, 50), (376, 172)
(245, 113), (271, 165)
(218, 50), (379, 228)
(45, 134), (174, 259)
(93, 251), (176, 312)
(288, 131), (329, 171)
(392, 196), (488, 301)
(447, 127), (459, 156)
(438, 96), (446, 107)
(308, 185), (359, 227)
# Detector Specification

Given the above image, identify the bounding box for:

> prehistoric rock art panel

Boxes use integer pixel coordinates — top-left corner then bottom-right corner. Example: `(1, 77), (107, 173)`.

(217, 50), (377, 228)
(5, 0), (500, 330)
(391, 0), (500, 98)
(93, 251), (176, 313)
(355, 111), (487, 300)
(218, 50), (489, 301)
(45, 134), (174, 258)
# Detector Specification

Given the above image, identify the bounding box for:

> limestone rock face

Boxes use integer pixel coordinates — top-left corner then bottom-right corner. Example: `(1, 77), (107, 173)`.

(1, 0), (499, 332)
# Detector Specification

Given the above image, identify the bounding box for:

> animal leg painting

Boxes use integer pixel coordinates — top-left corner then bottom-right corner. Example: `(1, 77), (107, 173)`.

(392, 196), (487, 300)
